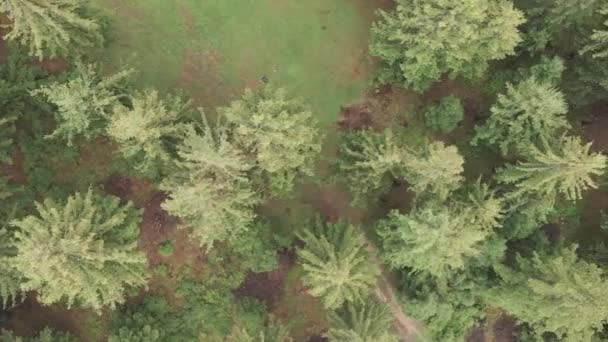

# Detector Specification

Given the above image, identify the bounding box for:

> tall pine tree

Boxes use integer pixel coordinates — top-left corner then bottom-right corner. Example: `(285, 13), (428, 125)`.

(11, 189), (148, 311)
(296, 220), (379, 309)
(0, 0), (103, 59)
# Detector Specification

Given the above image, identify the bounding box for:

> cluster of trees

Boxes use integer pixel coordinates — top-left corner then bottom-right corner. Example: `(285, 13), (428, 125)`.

(1, 0), (608, 340)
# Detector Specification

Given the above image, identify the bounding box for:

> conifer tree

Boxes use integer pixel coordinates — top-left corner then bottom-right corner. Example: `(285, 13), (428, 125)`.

(401, 141), (464, 199)
(498, 136), (606, 201)
(327, 301), (398, 342)
(296, 220), (379, 309)
(369, 0), (524, 91)
(378, 181), (502, 279)
(161, 117), (257, 249)
(32, 62), (132, 144)
(336, 129), (406, 205)
(473, 77), (570, 155)
(581, 7), (608, 59)
(0, 228), (22, 308)
(0, 0), (103, 59)
(1, 327), (76, 342)
(108, 90), (188, 175)
(485, 246), (608, 341)
(10, 189), (148, 311)
(0, 117), (16, 163)
(219, 86), (322, 196)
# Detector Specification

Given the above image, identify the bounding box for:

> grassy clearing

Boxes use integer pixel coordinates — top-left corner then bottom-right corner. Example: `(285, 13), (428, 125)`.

(91, 0), (374, 126)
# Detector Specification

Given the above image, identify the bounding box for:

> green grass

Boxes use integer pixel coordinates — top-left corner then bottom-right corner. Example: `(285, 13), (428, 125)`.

(91, 0), (374, 126)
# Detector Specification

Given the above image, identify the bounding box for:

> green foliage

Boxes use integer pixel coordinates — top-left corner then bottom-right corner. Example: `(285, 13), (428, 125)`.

(498, 136), (606, 202)
(158, 240), (173, 257)
(32, 62), (132, 144)
(401, 141), (464, 199)
(378, 181), (502, 279)
(473, 77), (570, 155)
(11, 189), (148, 310)
(0, 0), (103, 59)
(0, 327), (76, 342)
(485, 246), (608, 341)
(161, 116), (257, 249)
(296, 220), (379, 309)
(327, 300), (398, 342)
(0, 228), (23, 308)
(581, 7), (608, 59)
(402, 271), (486, 342)
(228, 221), (280, 274)
(336, 129), (405, 205)
(108, 89), (188, 176)
(0, 116), (16, 163)
(369, 0), (524, 91)
(219, 85), (322, 196)
(336, 130), (463, 204)
(227, 315), (293, 342)
(423, 96), (464, 133)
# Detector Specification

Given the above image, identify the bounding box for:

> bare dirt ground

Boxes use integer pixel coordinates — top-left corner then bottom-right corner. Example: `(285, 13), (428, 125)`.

(235, 252), (295, 308)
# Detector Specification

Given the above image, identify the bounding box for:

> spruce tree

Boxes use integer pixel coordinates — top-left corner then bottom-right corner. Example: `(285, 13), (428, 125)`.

(1, 327), (76, 342)
(485, 246), (608, 341)
(160, 117), (257, 249)
(296, 220), (379, 309)
(401, 141), (464, 199)
(0, 0), (103, 59)
(108, 90), (188, 175)
(498, 136), (606, 201)
(0, 117), (16, 163)
(32, 62), (132, 144)
(219, 86), (322, 196)
(369, 0), (524, 91)
(0, 228), (22, 308)
(327, 301), (398, 342)
(336, 129), (406, 205)
(581, 7), (608, 59)
(11, 189), (148, 311)
(473, 77), (570, 155)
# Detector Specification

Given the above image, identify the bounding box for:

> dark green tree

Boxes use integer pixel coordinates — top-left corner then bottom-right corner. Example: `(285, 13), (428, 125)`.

(424, 96), (464, 133)
(327, 300), (398, 342)
(485, 246), (608, 341)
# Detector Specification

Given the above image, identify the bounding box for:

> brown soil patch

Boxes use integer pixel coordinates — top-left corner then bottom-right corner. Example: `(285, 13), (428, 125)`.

(33, 58), (68, 74)
(2, 294), (102, 341)
(1, 150), (27, 184)
(582, 101), (608, 152)
(178, 49), (231, 107)
(301, 183), (366, 224)
(235, 252), (295, 308)
(337, 102), (373, 130)
(492, 314), (516, 342)
(577, 188), (608, 244)
(366, 85), (420, 130)
(467, 327), (486, 342)
(139, 192), (180, 268)
(103, 175), (154, 207)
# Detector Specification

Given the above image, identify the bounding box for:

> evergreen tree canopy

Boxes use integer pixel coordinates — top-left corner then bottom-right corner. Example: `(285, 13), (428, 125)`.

(336, 129), (405, 205)
(423, 95), (464, 133)
(33, 62), (132, 144)
(0, 116), (16, 163)
(161, 117), (257, 249)
(498, 136), (606, 201)
(485, 246), (608, 341)
(378, 182), (502, 279)
(581, 7), (608, 59)
(327, 301), (398, 342)
(108, 90), (188, 175)
(0, 327), (76, 342)
(0, 0), (103, 59)
(11, 189), (148, 311)
(401, 141), (464, 199)
(219, 86), (322, 196)
(369, 0), (524, 91)
(473, 77), (570, 155)
(296, 220), (379, 309)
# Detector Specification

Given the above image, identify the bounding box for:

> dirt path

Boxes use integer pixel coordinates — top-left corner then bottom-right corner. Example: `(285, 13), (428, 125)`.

(368, 243), (421, 342)
(305, 184), (421, 341)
